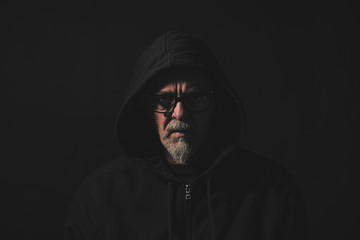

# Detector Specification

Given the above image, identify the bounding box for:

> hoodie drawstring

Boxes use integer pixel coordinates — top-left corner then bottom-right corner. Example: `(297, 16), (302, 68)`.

(207, 176), (216, 240)
(167, 182), (173, 240)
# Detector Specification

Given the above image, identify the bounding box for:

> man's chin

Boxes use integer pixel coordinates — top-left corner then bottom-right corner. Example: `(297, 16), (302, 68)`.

(163, 138), (195, 165)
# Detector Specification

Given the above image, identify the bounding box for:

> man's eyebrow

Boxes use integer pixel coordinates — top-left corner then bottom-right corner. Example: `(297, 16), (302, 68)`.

(185, 88), (204, 93)
(154, 86), (209, 95)
(155, 90), (175, 95)
(184, 86), (210, 94)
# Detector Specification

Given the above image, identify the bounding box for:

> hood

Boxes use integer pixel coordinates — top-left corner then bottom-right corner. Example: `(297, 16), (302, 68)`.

(115, 31), (245, 162)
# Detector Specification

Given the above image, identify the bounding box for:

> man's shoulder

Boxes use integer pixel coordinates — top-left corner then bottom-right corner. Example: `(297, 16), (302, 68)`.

(81, 154), (143, 190)
(87, 155), (132, 177)
(230, 144), (286, 170)
(219, 144), (296, 187)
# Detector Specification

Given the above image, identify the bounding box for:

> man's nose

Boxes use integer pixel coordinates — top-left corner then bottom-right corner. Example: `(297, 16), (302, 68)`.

(171, 101), (188, 120)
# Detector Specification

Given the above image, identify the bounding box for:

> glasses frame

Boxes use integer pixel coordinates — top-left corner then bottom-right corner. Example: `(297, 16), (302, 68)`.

(146, 90), (215, 113)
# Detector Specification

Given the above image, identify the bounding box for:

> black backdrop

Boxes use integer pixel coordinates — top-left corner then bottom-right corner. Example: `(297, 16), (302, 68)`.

(2, 0), (358, 239)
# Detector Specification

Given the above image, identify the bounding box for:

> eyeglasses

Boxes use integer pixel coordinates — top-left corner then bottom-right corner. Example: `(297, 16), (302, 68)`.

(146, 91), (214, 113)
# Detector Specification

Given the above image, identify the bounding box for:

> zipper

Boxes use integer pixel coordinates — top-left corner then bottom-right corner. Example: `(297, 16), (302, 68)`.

(185, 184), (191, 200)
(184, 184), (192, 240)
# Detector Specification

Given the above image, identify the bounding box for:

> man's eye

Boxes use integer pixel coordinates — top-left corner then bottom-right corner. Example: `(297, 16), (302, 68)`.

(157, 96), (173, 104)
(190, 94), (208, 101)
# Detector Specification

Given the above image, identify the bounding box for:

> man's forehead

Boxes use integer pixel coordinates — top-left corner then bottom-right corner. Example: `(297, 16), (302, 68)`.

(148, 68), (211, 93)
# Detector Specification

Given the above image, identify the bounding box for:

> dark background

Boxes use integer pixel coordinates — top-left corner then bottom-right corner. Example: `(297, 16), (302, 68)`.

(2, 0), (358, 239)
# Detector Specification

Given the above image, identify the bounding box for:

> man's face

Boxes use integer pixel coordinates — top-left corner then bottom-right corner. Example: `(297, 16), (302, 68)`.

(151, 70), (214, 165)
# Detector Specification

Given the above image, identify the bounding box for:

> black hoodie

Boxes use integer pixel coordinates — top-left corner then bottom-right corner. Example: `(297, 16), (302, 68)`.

(64, 31), (307, 240)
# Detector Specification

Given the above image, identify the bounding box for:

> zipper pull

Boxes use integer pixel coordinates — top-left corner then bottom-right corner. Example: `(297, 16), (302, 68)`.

(185, 184), (191, 200)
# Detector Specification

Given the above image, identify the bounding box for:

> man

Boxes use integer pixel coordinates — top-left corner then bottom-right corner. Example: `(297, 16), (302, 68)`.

(65, 31), (307, 240)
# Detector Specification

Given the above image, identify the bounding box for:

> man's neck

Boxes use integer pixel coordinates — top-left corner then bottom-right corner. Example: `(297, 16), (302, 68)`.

(164, 143), (214, 167)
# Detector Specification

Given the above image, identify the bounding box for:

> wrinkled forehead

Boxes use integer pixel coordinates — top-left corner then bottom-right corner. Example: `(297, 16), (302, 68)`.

(146, 68), (212, 94)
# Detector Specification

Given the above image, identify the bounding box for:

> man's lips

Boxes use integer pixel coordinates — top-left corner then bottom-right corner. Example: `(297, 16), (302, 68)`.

(167, 130), (192, 137)
(170, 131), (189, 137)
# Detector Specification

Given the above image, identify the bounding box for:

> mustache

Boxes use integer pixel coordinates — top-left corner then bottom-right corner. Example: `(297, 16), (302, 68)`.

(166, 121), (193, 137)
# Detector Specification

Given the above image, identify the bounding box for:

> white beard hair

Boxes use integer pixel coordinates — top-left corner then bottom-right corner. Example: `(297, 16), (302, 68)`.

(164, 137), (193, 165)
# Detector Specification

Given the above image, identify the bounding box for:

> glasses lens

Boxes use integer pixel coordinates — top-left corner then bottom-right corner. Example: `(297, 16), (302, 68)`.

(150, 95), (175, 112)
(148, 92), (212, 113)
(184, 94), (210, 112)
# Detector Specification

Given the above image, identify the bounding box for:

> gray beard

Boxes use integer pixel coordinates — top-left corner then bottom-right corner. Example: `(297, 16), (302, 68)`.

(164, 137), (193, 165)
